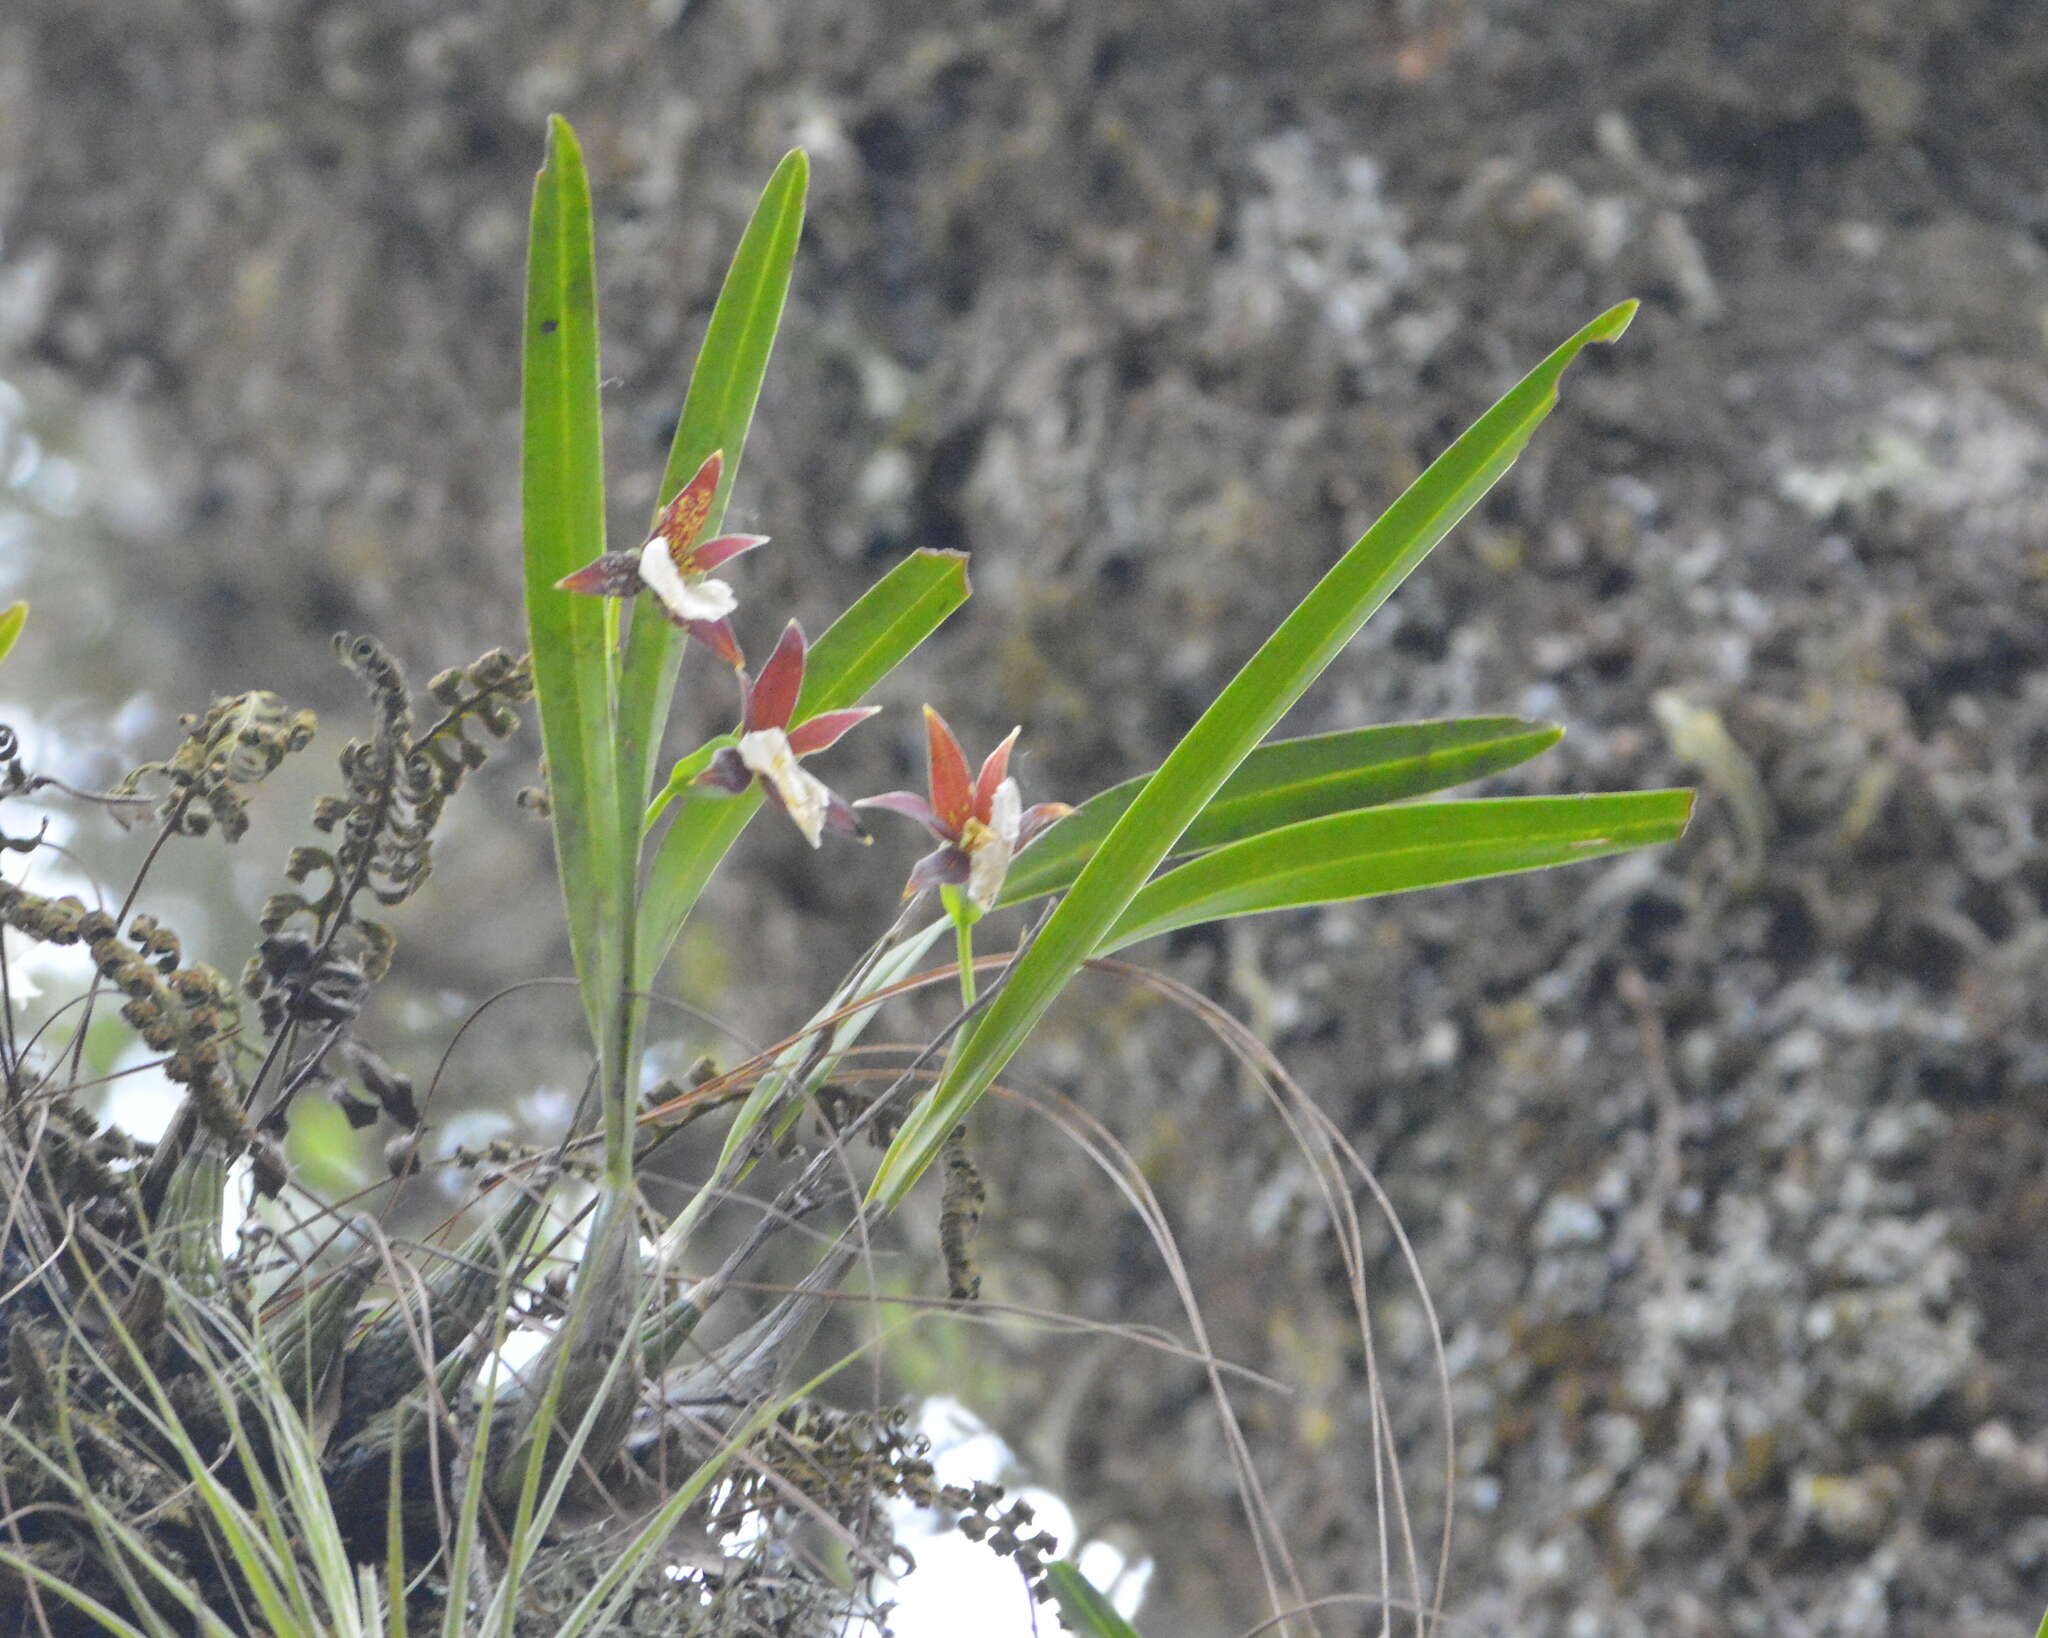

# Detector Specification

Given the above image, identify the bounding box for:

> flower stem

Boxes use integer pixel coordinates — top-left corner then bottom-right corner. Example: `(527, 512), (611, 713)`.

(951, 901), (977, 1011)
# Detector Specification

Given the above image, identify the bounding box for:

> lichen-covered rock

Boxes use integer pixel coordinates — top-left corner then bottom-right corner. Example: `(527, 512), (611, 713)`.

(4, 0), (2046, 1632)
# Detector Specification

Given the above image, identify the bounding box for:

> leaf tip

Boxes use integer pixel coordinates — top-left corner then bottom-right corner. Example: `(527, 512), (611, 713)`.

(913, 547), (972, 599)
(1595, 298), (1640, 341)
(0, 601), (27, 664)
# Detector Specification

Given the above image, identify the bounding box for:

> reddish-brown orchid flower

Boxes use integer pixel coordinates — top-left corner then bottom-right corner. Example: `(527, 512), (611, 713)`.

(698, 620), (877, 847)
(554, 450), (764, 666)
(856, 707), (1072, 910)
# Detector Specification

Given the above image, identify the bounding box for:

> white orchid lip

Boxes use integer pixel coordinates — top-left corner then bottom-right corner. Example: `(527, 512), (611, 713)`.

(638, 539), (737, 622)
(737, 728), (833, 848)
(962, 777), (1022, 909)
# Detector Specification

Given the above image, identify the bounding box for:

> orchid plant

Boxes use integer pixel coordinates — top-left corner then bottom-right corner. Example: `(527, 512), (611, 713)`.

(520, 114), (1689, 1629)
(0, 115), (1693, 1638)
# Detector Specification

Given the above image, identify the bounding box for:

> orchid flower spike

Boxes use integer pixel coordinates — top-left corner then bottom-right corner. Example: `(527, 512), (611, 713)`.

(697, 620), (878, 847)
(856, 706), (1073, 911)
(554, 450), (766, 666)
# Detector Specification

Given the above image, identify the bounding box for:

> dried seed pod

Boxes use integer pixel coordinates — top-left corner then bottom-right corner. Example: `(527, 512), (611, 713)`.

(383, 1129), (422, 1179)
(350, 1046), (419, 1129)
(332, 1088), (379, 1129)
(248, 1133), (289, 1199)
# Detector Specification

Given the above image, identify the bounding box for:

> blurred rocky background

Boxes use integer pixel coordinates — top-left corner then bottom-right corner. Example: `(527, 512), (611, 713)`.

(3, 0), (2046, 1633)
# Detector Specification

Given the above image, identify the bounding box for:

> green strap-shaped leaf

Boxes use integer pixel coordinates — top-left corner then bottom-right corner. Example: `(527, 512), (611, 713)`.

(615, 150), (809, 819)
(1043, 1563), (1145, 1638)
(872, 302), (1639, 1205)
(523, 116), (623, 1055)
(634, 793), (759, 997)
(0, 601), (27, 667)
(633, 549), (971, 991)
(998, 716), (1562, 907)
(1102, 789), (1693, 950)
(789, 549), (972, 722)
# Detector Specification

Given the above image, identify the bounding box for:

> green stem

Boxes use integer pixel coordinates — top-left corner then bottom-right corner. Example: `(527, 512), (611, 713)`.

(601, 957), (639, 1190)
(953, 910), (977, 1011)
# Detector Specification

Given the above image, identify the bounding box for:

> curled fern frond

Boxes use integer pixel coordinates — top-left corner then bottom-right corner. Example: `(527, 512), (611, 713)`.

(108, 690), (317, 842)
(0, 882), (248, 1150)
(236, 638), (532, 1130)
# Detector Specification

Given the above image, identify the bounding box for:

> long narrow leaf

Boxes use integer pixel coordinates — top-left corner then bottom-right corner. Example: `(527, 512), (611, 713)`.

(790, 548), (972, 722)
(615, 150), (809, 816)
(633, 549), (970, 990)
(1102, 790), (1693, 950)
(52, 1270), (319, 1635)
(1044, 1563), (1145, 1638)
(873, 301), (1638, 1204)
(998, 716), (1562, 907)
(0, 600), (26, 666)
(523, 115), (622, 1053)
(441, 1298), (517, 1638)
(56, 1485), (252, 1638)
(635, 790), (760, 993)
(0, 1548), (155, 1638)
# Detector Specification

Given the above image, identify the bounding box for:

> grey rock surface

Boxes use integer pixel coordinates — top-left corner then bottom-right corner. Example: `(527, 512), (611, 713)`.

(3, 1), (2045, 1632)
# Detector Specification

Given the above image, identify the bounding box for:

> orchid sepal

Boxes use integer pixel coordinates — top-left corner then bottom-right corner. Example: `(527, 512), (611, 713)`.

(689, 533), (770, 573)
(923, 705), (976, 833)
(787, 706), (881, 756)
(554, 552), (642, 598)
(856, 789), (947, 840)
(684, 617), (744, 669)
(1017, 801), (1074, 851)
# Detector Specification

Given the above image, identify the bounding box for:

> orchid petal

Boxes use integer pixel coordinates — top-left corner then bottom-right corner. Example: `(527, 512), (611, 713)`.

(1015, 801), (1075, 851)
(697, 745), (753, 794)
(853, 789), (948, 840)
(905, 845), (972, 900)
(922, 705), (973, 833)
(786, 705), (880, 757)
(555, 551), (644, 598)
(820, 787), (870, 842)
(689, 532), (770, 573)
(684, 618), (744, 669)
(972, 728), (1021, 823)
(650, 449), (725, 566)
(987, 777), (1022, 846)
(746, 620), (807, 733)
(753, 762), (867, 847)
(965, 834), (1015, 911)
